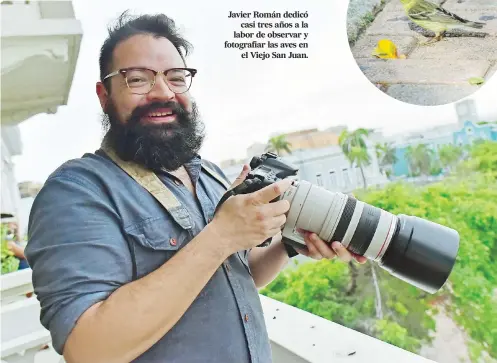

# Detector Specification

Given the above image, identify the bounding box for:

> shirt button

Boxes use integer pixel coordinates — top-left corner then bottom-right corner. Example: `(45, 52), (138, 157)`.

(224, 262), (231, 271)
(170, 238), (177, 246)
(244, 314), (249, 322)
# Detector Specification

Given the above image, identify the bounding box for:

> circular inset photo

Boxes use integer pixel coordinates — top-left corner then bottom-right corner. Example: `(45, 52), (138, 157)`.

(347, 0), (497, 106)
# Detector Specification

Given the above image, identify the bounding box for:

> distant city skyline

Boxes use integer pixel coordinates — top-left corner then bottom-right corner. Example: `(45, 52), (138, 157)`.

(220, 99), (496, 166)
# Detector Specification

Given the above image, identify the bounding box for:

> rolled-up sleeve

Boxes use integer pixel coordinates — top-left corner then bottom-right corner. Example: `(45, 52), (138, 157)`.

(24, 174), (132, 355)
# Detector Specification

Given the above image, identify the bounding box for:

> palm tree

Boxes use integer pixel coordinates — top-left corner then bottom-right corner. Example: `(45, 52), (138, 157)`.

(375, 142), (398, 179)
(438, 144), (464, 173)
(266, 135), (292, 155)
(404, 144), (435, 177)
(338, 128), (372, 188)
(339, 129), (383, 318)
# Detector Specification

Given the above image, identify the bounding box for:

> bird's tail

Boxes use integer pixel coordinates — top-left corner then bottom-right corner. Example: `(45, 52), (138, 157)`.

(438, 8), (486, 29)
(465, 21), (485, 29)
(450, 11), (486, 29)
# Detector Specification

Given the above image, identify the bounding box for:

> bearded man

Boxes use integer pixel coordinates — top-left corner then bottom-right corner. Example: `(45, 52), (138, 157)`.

(25, 11), (365, 363)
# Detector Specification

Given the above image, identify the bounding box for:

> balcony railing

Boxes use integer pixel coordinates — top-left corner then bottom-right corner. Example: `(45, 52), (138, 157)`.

(1, 269), (435, 363)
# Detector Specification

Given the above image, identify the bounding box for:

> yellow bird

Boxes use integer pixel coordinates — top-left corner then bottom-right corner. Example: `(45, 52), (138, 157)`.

(399, 0), (486, 44)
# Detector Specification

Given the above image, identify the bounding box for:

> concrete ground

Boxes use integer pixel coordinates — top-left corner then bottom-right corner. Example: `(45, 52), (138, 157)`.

(420, 308), (471, 363)
(349, 0), (497, 106)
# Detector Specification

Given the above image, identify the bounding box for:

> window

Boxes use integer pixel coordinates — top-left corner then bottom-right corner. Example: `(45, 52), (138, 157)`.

(316, 173), (323, 187)
(355, 168), (363, 187)
(343, 168), (350, 186)
(329, 170), (337, 187)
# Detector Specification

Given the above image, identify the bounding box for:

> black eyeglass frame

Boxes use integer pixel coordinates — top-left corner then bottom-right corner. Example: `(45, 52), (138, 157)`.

(102, 67), (198, 94)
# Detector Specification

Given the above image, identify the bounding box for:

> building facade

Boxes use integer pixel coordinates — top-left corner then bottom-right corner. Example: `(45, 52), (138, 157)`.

(389, 100), (497, 177)
(222, 142), (388, 194)
(269, 127), (344, 154)
(1, 1), (83, 235)
(221, 126), (348, 169)
(1, 126), (23, 220)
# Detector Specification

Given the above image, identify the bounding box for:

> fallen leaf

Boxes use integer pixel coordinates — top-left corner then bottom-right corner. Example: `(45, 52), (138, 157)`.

(372, 39), (406, 59)
(468, 77), (485, 85)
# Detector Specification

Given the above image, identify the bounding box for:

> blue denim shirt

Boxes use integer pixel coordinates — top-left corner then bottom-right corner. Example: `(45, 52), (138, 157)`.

(25, 149), (273, 363)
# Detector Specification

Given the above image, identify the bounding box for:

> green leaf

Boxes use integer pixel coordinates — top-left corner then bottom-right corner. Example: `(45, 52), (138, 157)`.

(468, 77), (485, 85)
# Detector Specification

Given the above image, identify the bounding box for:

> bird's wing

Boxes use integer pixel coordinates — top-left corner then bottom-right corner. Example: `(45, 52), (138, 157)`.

(408, 1), (470, 25)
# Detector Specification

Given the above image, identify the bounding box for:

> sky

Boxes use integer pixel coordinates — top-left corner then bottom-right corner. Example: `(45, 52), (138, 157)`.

(11, 0), (497, 184)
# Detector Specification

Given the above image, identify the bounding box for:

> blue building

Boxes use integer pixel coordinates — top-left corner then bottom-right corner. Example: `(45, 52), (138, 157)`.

(390, 100), (497, 177)
(453, 121), (497, 146)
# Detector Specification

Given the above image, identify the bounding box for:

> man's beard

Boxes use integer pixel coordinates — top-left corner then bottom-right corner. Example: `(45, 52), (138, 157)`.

(101, 99), (205, 172)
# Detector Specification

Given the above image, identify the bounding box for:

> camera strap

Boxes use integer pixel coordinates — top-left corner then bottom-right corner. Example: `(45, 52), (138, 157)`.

(200, 164), (231, 190)
(100, 144), (231, 230)
(101, 145), (193, 230)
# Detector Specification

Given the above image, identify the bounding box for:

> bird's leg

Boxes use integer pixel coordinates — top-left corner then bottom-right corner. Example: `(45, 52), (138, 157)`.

(419, 37), (437, 46)
(436, 31), (447, 42)
(419, 32), (443, 46)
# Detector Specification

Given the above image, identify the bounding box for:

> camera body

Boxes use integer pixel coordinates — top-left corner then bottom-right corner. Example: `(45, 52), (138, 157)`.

(216, 152), (460, 294)
(246, 152), (300, 189)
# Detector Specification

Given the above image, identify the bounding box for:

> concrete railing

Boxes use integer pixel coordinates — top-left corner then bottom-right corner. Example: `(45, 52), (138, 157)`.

(1, 268), (436, 363)
(1, 269), (33, 306)
(0, 269), (60, 363)
(260, 295), (436, 363)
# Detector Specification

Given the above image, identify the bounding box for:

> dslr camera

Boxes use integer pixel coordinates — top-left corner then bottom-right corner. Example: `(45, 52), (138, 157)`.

(215, 152), (460, 294)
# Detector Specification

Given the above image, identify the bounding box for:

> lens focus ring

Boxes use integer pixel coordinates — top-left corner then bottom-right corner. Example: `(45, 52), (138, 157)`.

(332, 197), (356, 242)
(348, 204), (381, 256)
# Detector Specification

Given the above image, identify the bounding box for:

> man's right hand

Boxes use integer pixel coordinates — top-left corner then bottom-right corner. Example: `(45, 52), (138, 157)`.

(209, 179), (292, 254)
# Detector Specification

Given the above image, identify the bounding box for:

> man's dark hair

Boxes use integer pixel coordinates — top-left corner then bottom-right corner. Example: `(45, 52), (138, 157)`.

(99, 11), (193, 92)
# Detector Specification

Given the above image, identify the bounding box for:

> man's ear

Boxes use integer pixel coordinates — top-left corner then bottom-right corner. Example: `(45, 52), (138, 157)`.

(96, 81), (109, 113)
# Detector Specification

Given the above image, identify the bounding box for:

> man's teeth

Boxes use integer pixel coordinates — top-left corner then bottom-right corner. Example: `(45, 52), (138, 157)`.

(149, 111), (173, 117)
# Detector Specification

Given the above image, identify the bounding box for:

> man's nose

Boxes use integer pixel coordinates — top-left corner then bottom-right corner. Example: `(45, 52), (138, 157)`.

(146, 74), (176, 101)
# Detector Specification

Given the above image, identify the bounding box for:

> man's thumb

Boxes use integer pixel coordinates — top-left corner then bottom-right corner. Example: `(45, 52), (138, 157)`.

(230, 164), (251, 189)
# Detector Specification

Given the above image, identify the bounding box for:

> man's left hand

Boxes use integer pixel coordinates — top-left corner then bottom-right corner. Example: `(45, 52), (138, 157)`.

(294, 230), (367, 264)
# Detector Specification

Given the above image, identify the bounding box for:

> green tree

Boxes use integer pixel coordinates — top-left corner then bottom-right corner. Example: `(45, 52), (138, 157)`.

(375, 142), (398, 179)
(438, 144), (464, 173)
(261, 252), (436, 352)
(460, 140), (497, 174)
(262, 140), (497, 361)
(266, 135), (292, 155)
(339, 128), (372, 188)
(339, 129), (384, 318)
(404, 144), (435, 176)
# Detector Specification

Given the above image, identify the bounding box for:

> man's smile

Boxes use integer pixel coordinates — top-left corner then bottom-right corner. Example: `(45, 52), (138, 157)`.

(142, 107), (177, 124)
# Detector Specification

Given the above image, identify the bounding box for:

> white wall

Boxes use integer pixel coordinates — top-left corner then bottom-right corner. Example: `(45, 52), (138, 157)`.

(1, 126), (23, 226)
(18, 197), (35, 239)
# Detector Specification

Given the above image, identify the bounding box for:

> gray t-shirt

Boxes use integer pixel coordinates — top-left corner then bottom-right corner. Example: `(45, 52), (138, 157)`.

(25, 149), (272, 363)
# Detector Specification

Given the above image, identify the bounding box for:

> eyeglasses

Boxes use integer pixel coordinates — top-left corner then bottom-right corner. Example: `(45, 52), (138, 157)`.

(103, 67), (197, 95)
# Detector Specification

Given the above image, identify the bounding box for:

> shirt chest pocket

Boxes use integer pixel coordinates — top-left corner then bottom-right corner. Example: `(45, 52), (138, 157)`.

(124, 216), (192, 279)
